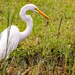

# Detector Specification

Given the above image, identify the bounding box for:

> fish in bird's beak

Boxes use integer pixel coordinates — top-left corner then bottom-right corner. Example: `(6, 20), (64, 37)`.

(35, 8), (50, 20)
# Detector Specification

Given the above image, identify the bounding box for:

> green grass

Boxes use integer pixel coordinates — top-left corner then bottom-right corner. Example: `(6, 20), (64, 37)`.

(0, 0), (75, 75)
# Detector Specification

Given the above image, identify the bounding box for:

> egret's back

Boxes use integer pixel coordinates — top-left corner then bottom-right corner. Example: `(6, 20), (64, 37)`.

(0, 25), (20, 60)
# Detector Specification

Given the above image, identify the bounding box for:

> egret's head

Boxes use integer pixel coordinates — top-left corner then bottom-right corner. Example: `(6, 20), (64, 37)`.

(26, 4), (50, 20)
(20, 4), (50, 20)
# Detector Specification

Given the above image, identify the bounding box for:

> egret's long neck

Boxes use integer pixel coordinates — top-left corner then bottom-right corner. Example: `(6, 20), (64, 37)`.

(19, 6), (33, 43)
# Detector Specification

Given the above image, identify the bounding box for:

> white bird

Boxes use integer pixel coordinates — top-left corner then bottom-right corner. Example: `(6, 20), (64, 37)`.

(0, 4), (50, 60)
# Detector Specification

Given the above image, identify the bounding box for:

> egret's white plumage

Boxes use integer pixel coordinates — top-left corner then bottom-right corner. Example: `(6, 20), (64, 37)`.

(0, 4), (50, 60)
(0, 26), (20, 59)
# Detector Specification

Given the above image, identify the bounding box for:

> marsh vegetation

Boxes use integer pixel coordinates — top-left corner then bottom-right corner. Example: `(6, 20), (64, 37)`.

(0, 0), (75, 75)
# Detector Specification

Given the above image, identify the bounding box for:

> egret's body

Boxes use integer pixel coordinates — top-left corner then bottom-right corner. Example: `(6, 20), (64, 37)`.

(0, 26), (20, 59)
(0, 4), (50, 60)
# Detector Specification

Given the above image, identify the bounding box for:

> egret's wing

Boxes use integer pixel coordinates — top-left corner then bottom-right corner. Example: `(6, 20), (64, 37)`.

(0, 25), (20, 60)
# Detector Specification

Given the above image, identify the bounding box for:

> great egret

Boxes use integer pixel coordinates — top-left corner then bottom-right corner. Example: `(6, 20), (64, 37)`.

(0, 4), (50, 60)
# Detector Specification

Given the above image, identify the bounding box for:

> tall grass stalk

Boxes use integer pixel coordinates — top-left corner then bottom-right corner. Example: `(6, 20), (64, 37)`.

(63, 46), (68, 75)
(2, 2), (10, 75)
(10, 8), (16, 25)
(72, 56), (75, 75)
(57, 16), (63, 45)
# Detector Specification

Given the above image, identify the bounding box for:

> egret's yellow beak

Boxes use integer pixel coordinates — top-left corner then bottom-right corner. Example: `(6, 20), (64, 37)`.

(35, 8), (50, 20)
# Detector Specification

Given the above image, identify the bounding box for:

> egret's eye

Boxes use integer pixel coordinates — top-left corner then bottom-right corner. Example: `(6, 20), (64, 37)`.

(35, 8), (37, 10)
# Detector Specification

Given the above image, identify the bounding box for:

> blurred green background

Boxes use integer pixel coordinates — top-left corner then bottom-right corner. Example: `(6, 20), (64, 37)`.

(0, 0), (75, 75)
